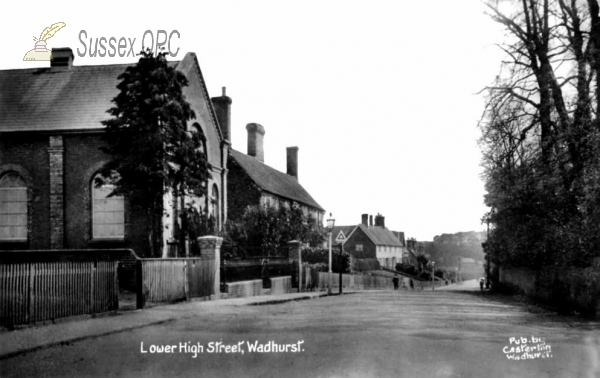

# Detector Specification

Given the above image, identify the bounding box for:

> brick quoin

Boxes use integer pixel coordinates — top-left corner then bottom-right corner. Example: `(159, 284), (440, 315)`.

(48, 135), (65, 249)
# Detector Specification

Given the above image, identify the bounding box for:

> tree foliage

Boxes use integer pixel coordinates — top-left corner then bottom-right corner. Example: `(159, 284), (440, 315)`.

(424, 232), (487, 264)
(100, 49), (210, 257)
(480, 0), (600, 269)
(227, 201), (325, 258)
(301, 247), (351, 273)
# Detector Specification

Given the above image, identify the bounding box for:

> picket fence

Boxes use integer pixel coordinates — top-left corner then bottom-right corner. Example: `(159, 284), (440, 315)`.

(139, 258), (215, 304)
(296, 265), (395, 292)
(0, 249), (218, 326)
(0, 260), (118, 327)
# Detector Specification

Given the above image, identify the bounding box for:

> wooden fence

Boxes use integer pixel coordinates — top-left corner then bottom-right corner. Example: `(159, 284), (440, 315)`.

(296, 265), (398, 292)
(138, 258), (215, 306)
(0, 260), (118, 327)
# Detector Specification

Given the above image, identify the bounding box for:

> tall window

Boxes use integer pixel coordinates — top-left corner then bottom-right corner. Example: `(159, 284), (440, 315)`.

(92, 173), (124, 239)
(0, 172), (27, 241)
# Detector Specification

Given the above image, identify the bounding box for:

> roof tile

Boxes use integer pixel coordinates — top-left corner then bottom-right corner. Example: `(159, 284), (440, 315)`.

(230, 149), (324, 211)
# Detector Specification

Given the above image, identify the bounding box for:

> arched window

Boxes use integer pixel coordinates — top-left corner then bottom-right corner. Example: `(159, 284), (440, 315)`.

(192, 123), (207, 155)
(92, 173), (124, 239)
(210, 184), (219, 230)
(0, 172), (27, 241)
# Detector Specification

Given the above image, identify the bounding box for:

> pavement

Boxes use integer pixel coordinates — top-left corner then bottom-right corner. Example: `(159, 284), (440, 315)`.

(0, 291), (329, 360)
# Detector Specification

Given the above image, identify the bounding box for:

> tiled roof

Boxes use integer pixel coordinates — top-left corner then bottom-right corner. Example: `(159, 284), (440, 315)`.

(355, 224), (403, 247)
(230, 149), (324, 211)
(331, 225), (357, 244)
(0, 60), (178, 132)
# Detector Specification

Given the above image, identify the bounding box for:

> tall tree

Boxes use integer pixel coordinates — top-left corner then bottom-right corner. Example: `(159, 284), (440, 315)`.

(100, 49), (210, 257)
(480, 0), (600, 269)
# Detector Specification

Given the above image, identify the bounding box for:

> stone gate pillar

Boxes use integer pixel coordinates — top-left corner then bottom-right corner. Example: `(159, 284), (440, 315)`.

(197, 236), (223, 299)
(287, 240), (301, 292)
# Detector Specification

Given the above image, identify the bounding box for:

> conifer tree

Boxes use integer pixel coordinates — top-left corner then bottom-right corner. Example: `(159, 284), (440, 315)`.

(100, 49), (210, 257)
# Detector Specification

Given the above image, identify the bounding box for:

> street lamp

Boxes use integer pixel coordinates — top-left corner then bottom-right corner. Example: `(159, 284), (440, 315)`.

(326, 213), (335, 295)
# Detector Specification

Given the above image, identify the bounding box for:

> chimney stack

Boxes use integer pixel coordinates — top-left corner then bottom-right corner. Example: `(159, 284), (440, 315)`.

(375, 214), (385, 228)
(211, 87), (232, 144)
(369, 215), (373, 227)
(361, 214), (368, 227)
(397, 231), (405, 246)
(51, 47), (74, 70)
(286, 147), (299, 180)
(246, 123), (265, 162)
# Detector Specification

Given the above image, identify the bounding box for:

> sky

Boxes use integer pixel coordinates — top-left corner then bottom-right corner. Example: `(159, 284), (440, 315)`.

(2, 1), (506, 241)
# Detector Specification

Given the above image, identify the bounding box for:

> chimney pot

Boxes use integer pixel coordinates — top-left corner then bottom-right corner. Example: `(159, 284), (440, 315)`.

(51, 47), (74, 70)
(286, 146), (299, 180)
(246, 123), (265, 162)
(369, 215), (373, 227)
(361, 214), (368, 227)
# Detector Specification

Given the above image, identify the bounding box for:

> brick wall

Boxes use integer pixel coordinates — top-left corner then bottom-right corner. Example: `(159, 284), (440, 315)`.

(226, 279), (264, 298)
(48, 136), (64, 249)
(270, 276), (292, 295)
(0, 132), (153, 255)
(0, 133), (51, 249)
(226, 156), (262, 222)
(63, 133), (149, 255)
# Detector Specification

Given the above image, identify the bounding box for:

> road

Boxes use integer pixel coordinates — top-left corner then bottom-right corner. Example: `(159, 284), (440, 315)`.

(2, 286), (599, 378)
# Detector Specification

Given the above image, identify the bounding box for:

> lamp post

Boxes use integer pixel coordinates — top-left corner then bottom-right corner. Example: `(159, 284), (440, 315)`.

(326, 213), (335, 295)
(338, 244), (343, 294)
(485, 216), (491, 290)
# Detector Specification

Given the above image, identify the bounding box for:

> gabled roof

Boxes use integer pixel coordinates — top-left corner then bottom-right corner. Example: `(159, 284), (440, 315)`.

(332, 225), (357, 244)
(349, 224), (403, 247)
(391, 231), (406, 246)
(230, 149), (324, 212)
(0, 52), (222, 138)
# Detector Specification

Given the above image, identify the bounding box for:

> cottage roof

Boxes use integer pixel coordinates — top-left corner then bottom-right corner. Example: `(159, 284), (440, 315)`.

(331, 225), (357, 244)
(351, 224), (404, 247)
(230, 149), (324, 212)
(0, 52), (221, 138)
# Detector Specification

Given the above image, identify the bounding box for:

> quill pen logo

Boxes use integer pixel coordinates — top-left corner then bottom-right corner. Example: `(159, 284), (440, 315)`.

(23, 22), (66, 61)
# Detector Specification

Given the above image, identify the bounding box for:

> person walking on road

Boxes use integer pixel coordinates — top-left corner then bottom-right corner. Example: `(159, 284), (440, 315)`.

(392, 275), (399, 290)
(479, 277), (485, 291)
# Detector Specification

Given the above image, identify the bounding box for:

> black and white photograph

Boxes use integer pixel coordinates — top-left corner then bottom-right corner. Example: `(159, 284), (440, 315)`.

(1, 1), (599, 377)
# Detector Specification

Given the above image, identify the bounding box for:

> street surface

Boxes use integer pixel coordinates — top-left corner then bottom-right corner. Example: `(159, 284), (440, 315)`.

(2, 285), (599, 378)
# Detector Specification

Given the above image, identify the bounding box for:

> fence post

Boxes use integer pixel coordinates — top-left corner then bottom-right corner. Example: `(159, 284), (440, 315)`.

(136, 260), (145, 309)
(28, 263), (35, 324)
(90, 261), (96, 314)
(183, 261), (188, 301)
(197, 236), (223, 299)
(287, 240), (301, 292)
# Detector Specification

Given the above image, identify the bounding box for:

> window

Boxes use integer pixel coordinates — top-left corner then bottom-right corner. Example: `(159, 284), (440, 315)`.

(0, 172), (27, 241)
(92, 173), (124, 239)
(355, 244), (363, 252)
